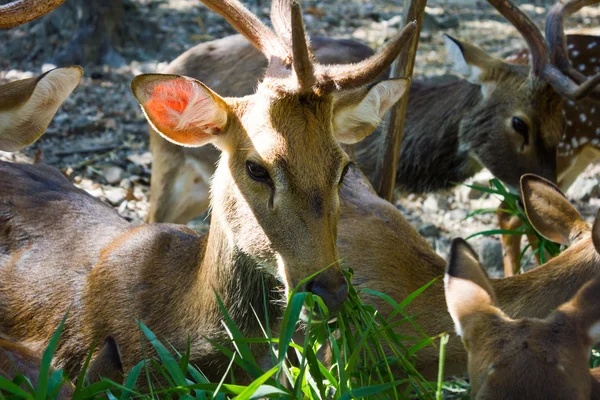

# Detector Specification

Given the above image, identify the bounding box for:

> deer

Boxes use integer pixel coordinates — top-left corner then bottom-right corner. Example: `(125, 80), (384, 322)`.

(444, 234), (600, 398)
(144, 0), (599, 226)
(2, 0), (599, 386)
(500, 1), (600, 275)
(0, 0), (416, 382)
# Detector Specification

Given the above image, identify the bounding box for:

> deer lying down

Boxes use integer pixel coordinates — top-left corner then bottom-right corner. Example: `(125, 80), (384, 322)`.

(335, 171), (600, 379)
(0, 66), (82, 152)
(0, 0), (415, 382)
(445, 237), (600, 399)
(0, 336), (123, 398)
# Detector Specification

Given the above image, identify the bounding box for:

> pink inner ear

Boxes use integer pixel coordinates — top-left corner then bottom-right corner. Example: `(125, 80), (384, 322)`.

(145, 80), (195, 129)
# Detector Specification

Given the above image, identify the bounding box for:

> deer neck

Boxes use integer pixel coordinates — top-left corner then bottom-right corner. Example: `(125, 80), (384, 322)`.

(197, 160), (283, 336)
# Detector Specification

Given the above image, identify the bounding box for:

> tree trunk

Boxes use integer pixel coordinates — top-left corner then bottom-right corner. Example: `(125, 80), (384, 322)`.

(48, 0), (125, 68)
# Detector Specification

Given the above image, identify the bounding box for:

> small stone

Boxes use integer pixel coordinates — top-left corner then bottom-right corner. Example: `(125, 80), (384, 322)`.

(423, 195), (439, 213)
(126, 163), (143, 175)
(419, 222), (439, 237)
(104, 188), (124, 206)
(103, 166), (125, 185)
(479, 238), (504, 277)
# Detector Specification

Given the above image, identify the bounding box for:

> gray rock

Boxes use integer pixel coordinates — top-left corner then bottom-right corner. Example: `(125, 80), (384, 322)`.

(419, 222), (439, 237)
(104, 188), (124, 206)
(103, 166), (125, 185)
(479, 238), (504, 277)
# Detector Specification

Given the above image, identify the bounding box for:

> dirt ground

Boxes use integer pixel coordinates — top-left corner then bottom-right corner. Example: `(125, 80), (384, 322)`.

(1, 0), (599, 276)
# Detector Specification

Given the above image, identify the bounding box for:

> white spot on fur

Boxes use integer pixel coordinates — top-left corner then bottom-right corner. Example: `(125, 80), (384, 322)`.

(596, 128), (600, 135)
(572, 137), (579, 148)
(579, 64), (587, 71)
(568, 100), (575, 106)
(589, 42), (598, 49)
(580, 114), (588, 123)
(567, 120), (573, 127)
(557, 364), (566, 372)
(568, 44), (575, 49)
(572, 50), (580, 57)
(580, 137), (589, 145)
(591, 139), (599, 146)
(591, 107), (597, 114)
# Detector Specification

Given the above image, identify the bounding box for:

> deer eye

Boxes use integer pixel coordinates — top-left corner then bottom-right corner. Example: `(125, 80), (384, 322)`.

(512, 117), (529, 144)
(246, 161), (272, 184)
(339, 163), (351, 185)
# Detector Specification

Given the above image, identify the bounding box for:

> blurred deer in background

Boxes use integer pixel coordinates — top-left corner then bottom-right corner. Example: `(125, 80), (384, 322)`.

(500, 0), (600, 276)
(0, 0), (81, 152)
(0, 0), (415, 381)
(445, 237), (600, 399)
(145, 0), (599, 226)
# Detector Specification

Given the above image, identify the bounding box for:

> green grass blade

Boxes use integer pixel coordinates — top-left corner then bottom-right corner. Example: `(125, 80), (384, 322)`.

(36, 311), (69, 400)
(138, 321), (188, 387)
(232, 366), (281, 400)
(277, 292), (307, 365)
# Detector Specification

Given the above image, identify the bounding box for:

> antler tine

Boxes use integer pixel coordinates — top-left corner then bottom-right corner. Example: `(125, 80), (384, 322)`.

(487, 0), (550, 77)
(315, 21), (418, 92)
(200, 0), (287, 60)
(544, 0), (600, 100)
(0, 0), (66, 29)
(291, 2), (316, 90)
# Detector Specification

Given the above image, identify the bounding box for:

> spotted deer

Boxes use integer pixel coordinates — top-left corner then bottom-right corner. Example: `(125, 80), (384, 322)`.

(499, 0), (600, 275)
(144, 0), (599, 226)
(0, 0), (415, 381)
(444, 235), (600, 399)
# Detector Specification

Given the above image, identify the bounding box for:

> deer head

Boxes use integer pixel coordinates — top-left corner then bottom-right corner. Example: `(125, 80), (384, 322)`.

(441, 0), (600, 190)
(445, 174), (600, 399)
(131, 0), (414, 314)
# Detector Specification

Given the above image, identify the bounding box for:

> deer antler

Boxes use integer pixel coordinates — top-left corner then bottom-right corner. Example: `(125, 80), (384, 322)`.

(200, 0), (288, 61)
(203, 0), (416, 93)
(314, 21), (418, 91)
(0, 0), (66, 29)
(545, 0), (600, 100)
(488, 0), (600, 101)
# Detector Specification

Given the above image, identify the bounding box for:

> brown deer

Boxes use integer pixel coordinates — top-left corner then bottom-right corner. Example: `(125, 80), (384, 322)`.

(0, 0), (414, 382)
(444, 234), (600, 398)
(145, 0), (599, 225)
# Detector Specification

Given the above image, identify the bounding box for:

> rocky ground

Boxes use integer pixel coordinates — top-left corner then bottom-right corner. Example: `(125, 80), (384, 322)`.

(1, 0), (599, 277)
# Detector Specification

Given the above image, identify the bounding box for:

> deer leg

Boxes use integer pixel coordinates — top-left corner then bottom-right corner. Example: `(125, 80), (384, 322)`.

(498, 206), (523, 277)
(557, 145), (600, 192)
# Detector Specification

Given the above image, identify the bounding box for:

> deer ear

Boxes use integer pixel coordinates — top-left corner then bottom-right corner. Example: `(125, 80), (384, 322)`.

(445, 238), (501, 338)
(0, 66), (82, 152)
(521, 174), (588, 245)
(559, 275), (600, 344)
(131, 74), (229, 148)
(332, 78), (409, 144)
(443, 34), (503, 97)
(87, 336), (123, 384)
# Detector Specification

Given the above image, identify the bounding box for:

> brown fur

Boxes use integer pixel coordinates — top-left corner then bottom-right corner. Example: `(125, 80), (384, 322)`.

(445, 235), (600, 399)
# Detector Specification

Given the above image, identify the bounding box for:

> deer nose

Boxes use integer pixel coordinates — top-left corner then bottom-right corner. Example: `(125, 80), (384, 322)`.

(305, 274), (348, 315)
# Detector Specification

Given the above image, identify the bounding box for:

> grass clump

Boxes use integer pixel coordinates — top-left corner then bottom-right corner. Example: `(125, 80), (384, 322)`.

(0, 271), (446, 399)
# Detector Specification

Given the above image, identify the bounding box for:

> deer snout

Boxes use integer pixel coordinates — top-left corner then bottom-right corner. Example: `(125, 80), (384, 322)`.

(305, 272), (348, 315)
